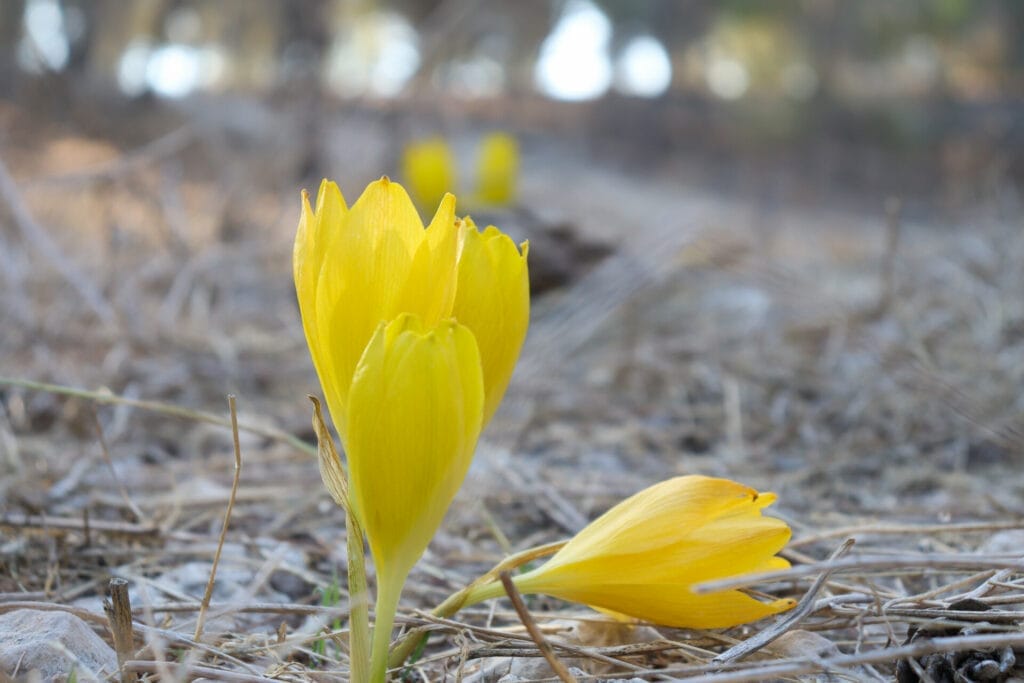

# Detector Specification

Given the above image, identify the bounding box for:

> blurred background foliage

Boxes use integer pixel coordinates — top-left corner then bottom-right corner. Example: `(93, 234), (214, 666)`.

(2, 0), (1023, 210)
(6, 0), (1021, 101)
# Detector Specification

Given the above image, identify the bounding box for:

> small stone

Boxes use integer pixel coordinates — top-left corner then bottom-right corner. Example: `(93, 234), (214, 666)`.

(497, 665), (587, 682)
(467, 658), (587, 683)
(968, 659), (1002, 681)
(0, 609), (117, 681)
(269, 569), (314, 600)
(768, 630), (841, 659)
(505, 657), (571, 681)
(979, 529), (1024, 555)
(570, 618), (661, 648)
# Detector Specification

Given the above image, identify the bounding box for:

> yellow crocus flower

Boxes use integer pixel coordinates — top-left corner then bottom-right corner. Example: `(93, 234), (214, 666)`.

(463, 476), (796, 629)
(294, 178), (529, 680)
(345, 314), (484, 679)
(347, 314), (484, 580)
(293, 177), (529, 442)
(294, 177), (459, 442)
(401, 137), (456, 212)
(474, 132), (519, 206)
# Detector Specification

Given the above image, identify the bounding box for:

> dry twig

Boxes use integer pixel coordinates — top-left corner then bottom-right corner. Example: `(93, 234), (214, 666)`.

(696, 554), (1024, 593)
(194, 395), (244, 642)
(713, 538), (856, 664)
(103, 578), (137, 683)
(91, 408), (145, 523)
(499, 571), (578, 683)
(0, 377), (315, 456)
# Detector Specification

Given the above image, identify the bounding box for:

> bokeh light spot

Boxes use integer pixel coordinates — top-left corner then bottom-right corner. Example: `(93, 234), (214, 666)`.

(535, 0), (612, 101)
(615, 35), (672, 98)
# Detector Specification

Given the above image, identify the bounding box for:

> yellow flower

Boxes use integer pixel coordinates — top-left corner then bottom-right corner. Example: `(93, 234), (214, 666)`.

(464, 476), (795, 629)
(348, 313), (484, 592)
(295, 177), (529, 682)
(293, 177), (529, 441)
(401, 137), (456, 212)
(453, 218), (530, 424)
(294, 177), (459, 441)
(474, 132), (519, 206)
(346, 314), (484, 680)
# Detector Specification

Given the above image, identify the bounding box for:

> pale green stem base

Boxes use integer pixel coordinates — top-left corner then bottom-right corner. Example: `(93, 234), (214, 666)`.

(369, 576), (403, 682)
(346, 511), (371, 683)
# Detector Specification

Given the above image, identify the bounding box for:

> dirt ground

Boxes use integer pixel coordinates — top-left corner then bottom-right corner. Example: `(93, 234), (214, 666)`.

(2, 95), (1024, 681)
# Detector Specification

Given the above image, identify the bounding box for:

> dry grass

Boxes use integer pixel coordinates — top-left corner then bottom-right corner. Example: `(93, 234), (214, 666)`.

(2, 97), (1024, 681)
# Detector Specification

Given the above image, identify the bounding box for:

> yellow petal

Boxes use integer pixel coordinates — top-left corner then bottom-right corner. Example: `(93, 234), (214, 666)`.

(541, 477), (782, 570)
(401, 138), (456, 213)
(474, 132), (519, 206)
(452, 221), (530, 425)
(529, 519), (790, 590)
(312, 178), (426, 438)
(294, 180), (347, 427)
(398, 193), (459, 326)
(528, 582), (795, 630)
(345, 176), (425, 255)
(346, 314), (484, 586)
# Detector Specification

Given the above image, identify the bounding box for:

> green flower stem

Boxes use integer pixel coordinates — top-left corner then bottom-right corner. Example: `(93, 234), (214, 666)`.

(369, 575), (404, 682)
(346, 510), (371, 683)
(387, 540), (566, 669)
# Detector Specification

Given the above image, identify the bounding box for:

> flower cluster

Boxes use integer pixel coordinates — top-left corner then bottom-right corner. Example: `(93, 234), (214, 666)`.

(294, 177), (794, 681)
(294, 177), (528, 680)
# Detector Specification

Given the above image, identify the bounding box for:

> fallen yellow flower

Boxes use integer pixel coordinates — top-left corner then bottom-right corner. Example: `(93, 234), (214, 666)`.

(293, 177), (529, 441)
(401, 137), (456, 212)
(462, 475), (796, 629)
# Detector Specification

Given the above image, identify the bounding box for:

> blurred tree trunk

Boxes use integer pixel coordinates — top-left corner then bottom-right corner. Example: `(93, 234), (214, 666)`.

(281, 0), (332, 182)
(217, 0), (281, 91)
(402, 1), (554, 97)
(63, 0), (96, 76)
(85, 0), (169, 89)
(502, 4), (556, 96)
(0, 0), (25, 95)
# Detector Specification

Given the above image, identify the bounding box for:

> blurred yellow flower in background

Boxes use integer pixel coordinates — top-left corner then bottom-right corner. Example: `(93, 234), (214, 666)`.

(474, 131), (519, 206)
(463, 475), (795, 629)
(401, 137), (456, 212)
